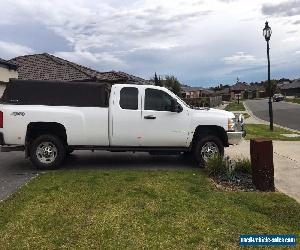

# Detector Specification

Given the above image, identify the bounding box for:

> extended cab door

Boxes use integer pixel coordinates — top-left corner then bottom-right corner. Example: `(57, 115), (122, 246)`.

(140, 88), (190, 147)
(109, 85), (142, 146)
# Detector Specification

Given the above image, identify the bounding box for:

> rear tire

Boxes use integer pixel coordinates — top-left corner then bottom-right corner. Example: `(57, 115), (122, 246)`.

(29, 134), (66, 170)
(193, 135), (224, 167)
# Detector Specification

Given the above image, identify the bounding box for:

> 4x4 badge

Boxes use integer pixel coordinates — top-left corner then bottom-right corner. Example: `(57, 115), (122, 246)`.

(10, 112), (25, 116)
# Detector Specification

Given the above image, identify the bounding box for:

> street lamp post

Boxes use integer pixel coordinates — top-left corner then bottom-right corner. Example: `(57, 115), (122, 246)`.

(263, 21), (273, 131)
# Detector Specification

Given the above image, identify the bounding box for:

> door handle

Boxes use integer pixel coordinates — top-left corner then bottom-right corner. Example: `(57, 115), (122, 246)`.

(144, 115), (156, 120)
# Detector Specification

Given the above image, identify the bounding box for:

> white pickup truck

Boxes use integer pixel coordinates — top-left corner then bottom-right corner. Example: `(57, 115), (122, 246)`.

(0, 79), (244, 169)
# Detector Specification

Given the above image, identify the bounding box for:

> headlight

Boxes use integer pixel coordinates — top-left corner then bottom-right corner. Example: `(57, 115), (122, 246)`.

(228, 118), (236, 131)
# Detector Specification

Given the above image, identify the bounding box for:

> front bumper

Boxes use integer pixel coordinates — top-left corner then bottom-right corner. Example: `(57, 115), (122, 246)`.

(227, 130), (246, 145)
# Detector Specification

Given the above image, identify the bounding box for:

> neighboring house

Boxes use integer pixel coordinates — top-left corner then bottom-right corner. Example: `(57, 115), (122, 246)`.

(8, 53), (149, 85)
(215, 87), (231, 101)
(252, 85), (267, 98)
(281, 79), (300, 97)
(0, 58), (18, 97)
(181, 86), (214, 98)
(229, 82), (249, 100)
(181, 86), (221, 107)
(229, 82), (265, 100)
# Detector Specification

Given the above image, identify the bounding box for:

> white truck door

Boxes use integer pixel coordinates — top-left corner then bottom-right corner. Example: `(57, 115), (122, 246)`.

(109, 86), (142, 146)
(141, 88), (190, 147)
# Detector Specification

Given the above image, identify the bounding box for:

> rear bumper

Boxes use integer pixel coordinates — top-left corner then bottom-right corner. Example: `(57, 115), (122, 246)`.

(0, 133), (25, 152)
(227, 130), (246, 145)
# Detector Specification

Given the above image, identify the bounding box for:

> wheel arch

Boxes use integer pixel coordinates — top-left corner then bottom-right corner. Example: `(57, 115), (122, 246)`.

(192, 125), (228, 148)
(25, 122), (68, 157)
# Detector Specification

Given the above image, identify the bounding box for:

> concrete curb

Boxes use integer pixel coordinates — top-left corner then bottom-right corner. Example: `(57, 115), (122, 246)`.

(282, 101), (300, 106)
(243, 102), (300, 133)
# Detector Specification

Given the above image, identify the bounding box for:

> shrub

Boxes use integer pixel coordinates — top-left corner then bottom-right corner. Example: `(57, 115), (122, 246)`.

(205, 155), (252, 178)
(234, 158), (251, 174)
(205, 154), (227, 176)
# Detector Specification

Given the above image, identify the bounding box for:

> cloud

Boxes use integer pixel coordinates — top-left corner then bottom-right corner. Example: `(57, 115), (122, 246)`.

(217, 0), (238, 2)
(262, 1), (300, 17)
(0, 41), (34, 59)
(0, 0), (299, 85)
(293, 20), (300, 24)
(222, 52), (263, 65)
(282, 37), (297, 42)
(54, 50), (124, 68)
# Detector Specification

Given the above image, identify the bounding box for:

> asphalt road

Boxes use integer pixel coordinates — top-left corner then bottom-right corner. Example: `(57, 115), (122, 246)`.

(245, 99), (300, 131)
(0, 151), (194, 201)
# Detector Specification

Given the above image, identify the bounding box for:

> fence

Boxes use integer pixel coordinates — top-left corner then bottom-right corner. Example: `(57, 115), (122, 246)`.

(182, 96), (222, 108)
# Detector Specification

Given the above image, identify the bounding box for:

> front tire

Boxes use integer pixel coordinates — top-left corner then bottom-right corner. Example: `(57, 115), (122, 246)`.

(29, 135), (66, 170)
(193, 135), (224, 167)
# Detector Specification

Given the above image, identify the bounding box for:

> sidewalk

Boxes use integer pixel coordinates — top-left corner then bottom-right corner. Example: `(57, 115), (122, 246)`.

(225, 140), (300, 203)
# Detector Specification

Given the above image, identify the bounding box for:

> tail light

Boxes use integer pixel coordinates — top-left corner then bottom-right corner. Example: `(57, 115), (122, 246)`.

(0, 111), (3, 128)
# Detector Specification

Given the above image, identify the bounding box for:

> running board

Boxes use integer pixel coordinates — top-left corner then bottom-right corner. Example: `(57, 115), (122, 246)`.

(1, 145), (25, 152)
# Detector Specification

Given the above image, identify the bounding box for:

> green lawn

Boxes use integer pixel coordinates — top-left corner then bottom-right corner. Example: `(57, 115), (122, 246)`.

(1, 170), (299, 249)
(225, 102), (246, 111)
(245, 124), (300, 141)
(242, 113), (250, 119)
(285, 98), (300, 104)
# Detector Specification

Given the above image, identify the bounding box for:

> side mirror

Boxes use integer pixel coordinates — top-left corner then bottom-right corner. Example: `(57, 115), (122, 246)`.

(171, 99), (183, 113)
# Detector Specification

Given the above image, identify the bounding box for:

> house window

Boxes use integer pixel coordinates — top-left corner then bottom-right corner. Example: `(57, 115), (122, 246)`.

(120, 87), (138, 110)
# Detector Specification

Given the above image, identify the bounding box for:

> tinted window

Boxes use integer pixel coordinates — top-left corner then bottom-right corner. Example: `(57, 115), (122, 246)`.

(145, 89), (173, 111)
(120, 87), (138, 110)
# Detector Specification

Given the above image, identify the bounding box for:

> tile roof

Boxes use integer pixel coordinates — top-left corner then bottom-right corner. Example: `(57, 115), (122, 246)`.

(229, 82), (249, 91)
(181, 86), (206, 92)
(0, 58), (18, 70)
(281, 79), (300, 89)
(8, 53), (149, 84)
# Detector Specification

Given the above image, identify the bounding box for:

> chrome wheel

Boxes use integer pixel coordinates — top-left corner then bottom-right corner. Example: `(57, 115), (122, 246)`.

(36, 142), (58, 164)
(200, 141), (219, 162)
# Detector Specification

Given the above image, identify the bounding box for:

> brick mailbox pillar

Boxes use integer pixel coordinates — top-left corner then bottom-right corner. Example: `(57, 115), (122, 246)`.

(250, 139), (275, 192)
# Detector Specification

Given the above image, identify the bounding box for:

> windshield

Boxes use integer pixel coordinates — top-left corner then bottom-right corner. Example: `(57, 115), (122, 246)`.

(173, 93), (191, 108)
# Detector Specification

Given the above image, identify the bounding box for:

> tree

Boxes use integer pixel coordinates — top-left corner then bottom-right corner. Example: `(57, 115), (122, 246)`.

(154, 72), (159, 86)
(163, 75), (181, 95)
(150, 72), (163, 86)
(264, 79), (278, 96)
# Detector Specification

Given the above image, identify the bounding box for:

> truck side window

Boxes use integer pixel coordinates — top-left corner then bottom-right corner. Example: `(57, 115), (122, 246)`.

(120, 87), (138, 110)
(145, 89), (173, 111)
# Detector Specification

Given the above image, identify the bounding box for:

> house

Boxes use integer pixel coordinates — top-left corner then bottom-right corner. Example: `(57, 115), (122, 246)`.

(181, 86), (221, 107)
(215, 87), (231, 101)
(181, 86), (214, 99)
(281, 79), (300, 97)
(229, 82), (266, 100)
(0, 58), (18, 97)
(8, 53), (149, 85)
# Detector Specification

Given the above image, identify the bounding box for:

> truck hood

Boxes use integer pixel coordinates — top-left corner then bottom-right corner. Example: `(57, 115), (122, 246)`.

(190, 107), (235, 119)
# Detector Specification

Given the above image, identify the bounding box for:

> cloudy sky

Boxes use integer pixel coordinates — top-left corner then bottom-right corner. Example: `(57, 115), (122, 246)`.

(0, 0), (299, 86)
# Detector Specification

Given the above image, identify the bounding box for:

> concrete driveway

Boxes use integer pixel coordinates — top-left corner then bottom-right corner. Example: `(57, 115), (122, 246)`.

(0, 152), (37, 201)
(0, 151), (194, 201)
(226, 140), (300, 203)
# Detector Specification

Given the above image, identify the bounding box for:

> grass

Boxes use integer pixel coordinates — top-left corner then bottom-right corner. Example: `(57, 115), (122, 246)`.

(242, 113), (250, 119)
(225, 102), (246, 111)
(245, 124), (300, 141)
(285, 98), (300, 104)
(1, 170), (300, 249)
